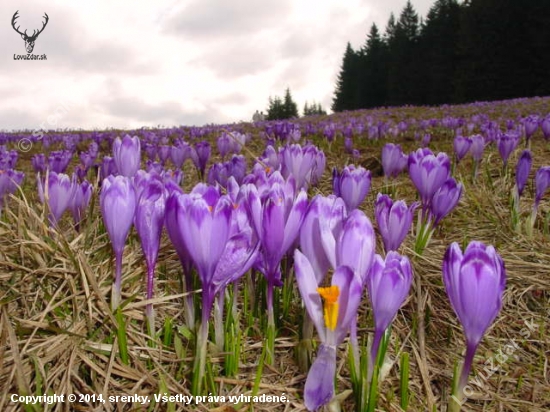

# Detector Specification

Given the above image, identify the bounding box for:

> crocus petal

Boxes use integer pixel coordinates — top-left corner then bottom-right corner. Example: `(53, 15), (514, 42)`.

(294, 249), (325, 340)
(304, 344), (336, 411)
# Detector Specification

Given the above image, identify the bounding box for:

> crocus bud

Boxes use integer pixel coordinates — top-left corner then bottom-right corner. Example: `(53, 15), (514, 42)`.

(100, 175), (137, 256)
(69, 177), (92, 229)
(38, 172), (74, 226)
(375, 193), (418, 252)
(332, 165), (371, 212)
(469, 134), (485, 162)
(430, 178), (463, 226)
(382, 143), (408, 178)
(523, 115), (539, 141)
(367, 251), (413, 335)
(515, 150), (532, 197)
(113, 135), (141, 177)
(497, 131), (520, 166)
(541, 114), (550, 140)
(535, 166), (550, 206)
(366, 251), (412, 378)
(442, 241), (506, 394)
(453, 136), (472, 163)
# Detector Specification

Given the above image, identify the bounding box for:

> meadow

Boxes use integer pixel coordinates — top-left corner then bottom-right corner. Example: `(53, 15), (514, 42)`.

(1, 96), (549, 411)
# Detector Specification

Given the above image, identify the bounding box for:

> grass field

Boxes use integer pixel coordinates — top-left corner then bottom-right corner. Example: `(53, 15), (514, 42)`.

(1, 96), (549, 411)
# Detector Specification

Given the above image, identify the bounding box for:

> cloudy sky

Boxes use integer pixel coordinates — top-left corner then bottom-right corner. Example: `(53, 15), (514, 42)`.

(0, 0), (433, 131)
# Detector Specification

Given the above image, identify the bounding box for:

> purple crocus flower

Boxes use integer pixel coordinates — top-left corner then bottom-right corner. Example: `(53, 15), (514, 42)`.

(190, 141), (211, 179)
(320, 208), (376, 284)
(300, 195), (347, 284)
(375, 193), (418, 253)
(469, 134), (485, 162)
(522, 115), (539, 142)
(534, 166), (550, 206)
(0, 169), (24, 214)
(48, 150), (73, 174)
(366, 251), (412, 379)
(408, 148), (451, 208)
(135, 177), (166, 334)
(332, 165), (371, 212)
(37, 172), (75, 226)
(100, 175), (137, 309)
(515, 150), (532, 197)
(430, 178), (463, 227)
(453, 136), (472, 163)
(381, 143), (408, 179)
(170, 140), (191, 168)
(172, 184), (258, 393)
(294, 250), (363, 411)
(217, 133), (231, 159)
(100, 156), (118, 181)
(497, 131), (520, 167)
(32, 154), (46, 174)
(165, 192), (195, 327)
(443, 241), (506, 397)
(68, 177), (92, 231)
(158, 145), (171, 165)
(541, 114), (550, 140)
(281, 143), (325, 190)
(113, 135), (141, 177)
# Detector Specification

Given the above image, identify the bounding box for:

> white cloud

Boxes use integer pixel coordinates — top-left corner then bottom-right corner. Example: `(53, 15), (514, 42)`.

(0, 0), (435, 130)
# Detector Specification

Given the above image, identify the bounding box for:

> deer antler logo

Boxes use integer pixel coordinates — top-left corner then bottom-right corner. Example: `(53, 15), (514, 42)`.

(11, 11), (49, 54)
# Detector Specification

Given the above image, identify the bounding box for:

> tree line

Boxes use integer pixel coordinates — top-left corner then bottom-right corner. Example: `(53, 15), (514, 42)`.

(332, 0), (550, 112)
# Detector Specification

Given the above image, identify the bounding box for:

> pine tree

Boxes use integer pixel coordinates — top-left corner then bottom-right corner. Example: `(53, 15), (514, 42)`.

(283, 88), (299, 118)
(419, 0), (461, 104)
(332, 42), (360, 112)
(357, 23), (388, 108)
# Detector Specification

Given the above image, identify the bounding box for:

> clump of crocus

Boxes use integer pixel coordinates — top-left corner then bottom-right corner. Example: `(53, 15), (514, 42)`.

(134, 175), (166, 337)
(168, 184), (258, 394)
(375, 193), (418, 253)
(242, 172), (308, 362)
(100, 175), (137, 309)
(113, 135), (141, 177)
(48, 150), (73, 174)
(408, 148), (451, 211)
(366, 252), (413, 382)
(443, 241), (506, 411)
(332, 165), (371, 212)
(37, 172), (75, 227)
(280, 143), (326, 190)
(294, 250), (363, 411)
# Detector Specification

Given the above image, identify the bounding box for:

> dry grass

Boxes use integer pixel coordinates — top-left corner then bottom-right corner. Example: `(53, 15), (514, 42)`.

(1, 107), (550, 411)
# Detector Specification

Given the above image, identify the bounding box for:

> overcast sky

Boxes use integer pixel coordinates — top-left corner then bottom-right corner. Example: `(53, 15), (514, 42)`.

(0, 0), (433, 131)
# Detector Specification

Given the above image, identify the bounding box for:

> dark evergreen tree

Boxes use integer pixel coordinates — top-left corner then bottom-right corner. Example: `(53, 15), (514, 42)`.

(266, 96), (284, 120)
(332, 42), (360, 112)
(386, 1), (422, 105)
(283, 88), (299, 118)
(304, 101), (327, 116)
(357, 23), (388, 108)
(419, 0), (461, 104)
